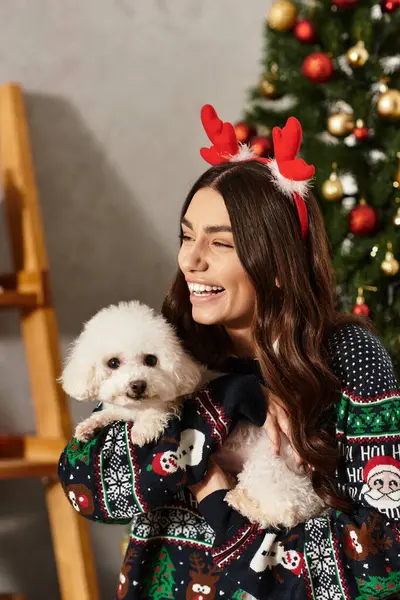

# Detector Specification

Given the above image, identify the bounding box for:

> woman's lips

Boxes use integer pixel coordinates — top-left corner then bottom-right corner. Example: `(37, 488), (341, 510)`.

(189, 289), (227, 305)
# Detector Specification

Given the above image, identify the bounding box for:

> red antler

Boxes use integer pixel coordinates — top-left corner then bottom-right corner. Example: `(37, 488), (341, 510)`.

(272, 117), (315, 182)
(200, 104), (239, 165)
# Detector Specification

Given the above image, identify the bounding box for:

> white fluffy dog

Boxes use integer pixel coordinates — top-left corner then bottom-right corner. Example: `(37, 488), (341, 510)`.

(61, 300), (324, 528)
(60, 301), (203, 445)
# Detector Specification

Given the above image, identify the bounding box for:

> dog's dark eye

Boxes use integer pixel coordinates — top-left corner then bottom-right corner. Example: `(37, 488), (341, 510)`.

(107, 357), (121, 369)
(144, 354), (158, 367)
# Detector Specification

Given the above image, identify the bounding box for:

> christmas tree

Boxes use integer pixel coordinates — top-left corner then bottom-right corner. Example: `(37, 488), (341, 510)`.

(238, 0), (400, 374)
(232, 589), (258, 600)
(356, 567), (400, 598)
(142, 546), (176, 600)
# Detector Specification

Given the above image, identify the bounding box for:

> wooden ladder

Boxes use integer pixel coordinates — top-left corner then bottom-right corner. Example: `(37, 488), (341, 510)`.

(0, 83), (99, 600)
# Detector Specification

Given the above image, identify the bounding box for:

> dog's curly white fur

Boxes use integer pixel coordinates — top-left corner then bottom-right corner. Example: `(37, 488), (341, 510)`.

(215, 423), (325, 529)
(60, 301), (203, 445)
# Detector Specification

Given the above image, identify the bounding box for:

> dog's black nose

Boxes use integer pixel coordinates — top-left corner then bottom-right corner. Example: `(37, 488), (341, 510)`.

(130, 380), (147, 396)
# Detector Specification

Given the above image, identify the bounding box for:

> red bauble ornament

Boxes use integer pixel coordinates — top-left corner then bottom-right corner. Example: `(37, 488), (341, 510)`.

(381, 0), (400, 12)
(234, 122), (256, 144)
(349, 203), (378, 236)
(249, 135), (273, 157)
(302, 53), (333, 83)
(352, 302), (369, 317)
(294, 19), (317, 43)
(332, 0), (358, 7)
(353, 119), (369, 141)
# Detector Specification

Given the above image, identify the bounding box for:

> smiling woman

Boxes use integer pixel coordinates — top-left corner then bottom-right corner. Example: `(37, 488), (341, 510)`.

(178, 187), (256, 349)
(57, 106), (400, 600)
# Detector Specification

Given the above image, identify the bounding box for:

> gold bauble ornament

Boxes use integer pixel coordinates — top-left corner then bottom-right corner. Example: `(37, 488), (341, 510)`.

(394, 152), (400, 188)
(393, 206), (400, 227)
(377, 88), (400, 119)
(260, 78), (278, 98)
(267, 0), (297, 31)
(381, 242), (400, 276)
(346, 41), (369, 67)
(260, 63), (280, 99)
(322, 166), (344, 201)
(327, 112), (354, 136)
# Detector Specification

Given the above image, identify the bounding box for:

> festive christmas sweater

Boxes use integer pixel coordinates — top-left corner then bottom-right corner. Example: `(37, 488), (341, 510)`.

(58, 324), (400, 600)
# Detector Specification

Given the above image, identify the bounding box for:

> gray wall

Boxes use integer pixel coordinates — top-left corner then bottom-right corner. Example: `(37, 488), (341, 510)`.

(0, 1), (269, 597)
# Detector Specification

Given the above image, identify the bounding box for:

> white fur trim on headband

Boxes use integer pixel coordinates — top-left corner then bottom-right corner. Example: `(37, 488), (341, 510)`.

(229, 146), (313, 198)
(265, 159), (313, 198)
(229, 143), (258, 162)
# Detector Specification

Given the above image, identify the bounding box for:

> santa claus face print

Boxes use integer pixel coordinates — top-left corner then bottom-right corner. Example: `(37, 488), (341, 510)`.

(370, 469), (400, 495)
(363, 467), (400, 510)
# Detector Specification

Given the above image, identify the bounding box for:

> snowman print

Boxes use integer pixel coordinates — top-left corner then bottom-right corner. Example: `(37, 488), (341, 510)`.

(250, 532), (304, 577)
(150, 429), (206, 477)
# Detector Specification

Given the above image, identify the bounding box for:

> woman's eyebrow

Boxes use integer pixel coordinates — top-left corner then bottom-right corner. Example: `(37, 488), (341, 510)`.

(181, 217), (232, 234)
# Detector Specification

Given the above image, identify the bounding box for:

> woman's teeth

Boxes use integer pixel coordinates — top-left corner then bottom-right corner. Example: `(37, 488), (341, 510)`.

(188, 283), (225, 296)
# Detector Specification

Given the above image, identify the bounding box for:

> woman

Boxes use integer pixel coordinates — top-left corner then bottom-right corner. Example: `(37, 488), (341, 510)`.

(58, 107), (400, 600)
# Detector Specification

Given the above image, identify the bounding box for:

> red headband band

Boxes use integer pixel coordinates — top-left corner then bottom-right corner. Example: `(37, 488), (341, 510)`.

(199, 104), (315, 241)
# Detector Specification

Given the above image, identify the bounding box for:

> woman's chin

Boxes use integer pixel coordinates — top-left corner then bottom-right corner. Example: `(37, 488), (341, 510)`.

(191, 307), (225, 326)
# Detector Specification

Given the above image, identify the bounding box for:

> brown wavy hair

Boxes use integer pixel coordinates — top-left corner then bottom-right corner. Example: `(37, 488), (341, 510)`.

(162, 160), (376, 511)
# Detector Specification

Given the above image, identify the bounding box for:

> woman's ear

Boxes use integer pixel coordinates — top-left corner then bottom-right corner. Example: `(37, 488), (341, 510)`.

(59, 337), (100, 401)
(275, 277), (280, 288)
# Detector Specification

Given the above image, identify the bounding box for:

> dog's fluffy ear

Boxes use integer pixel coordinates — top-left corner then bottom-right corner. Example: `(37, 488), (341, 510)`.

(174, 351), (204, 396)
(59, 336), (100, 401)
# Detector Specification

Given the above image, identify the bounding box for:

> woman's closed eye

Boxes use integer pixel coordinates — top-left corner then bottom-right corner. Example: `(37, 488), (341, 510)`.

(179, 233), (233, 249)
(213, 240), (234, 249)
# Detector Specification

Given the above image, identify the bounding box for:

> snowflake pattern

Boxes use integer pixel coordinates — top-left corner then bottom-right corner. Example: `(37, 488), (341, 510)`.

(315, 585), (344, 600)
(100, 424), (143, 518)
(306, 538), (336, 577)
(305, 516), (328, 532)
(101, 423), (123, 460)
(131, 506), (215, 548)
(304, 517), (345, 600)
(104, 461), (131, 500)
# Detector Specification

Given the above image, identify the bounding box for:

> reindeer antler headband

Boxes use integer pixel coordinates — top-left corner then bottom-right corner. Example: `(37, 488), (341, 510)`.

(199, 104), (315, 241)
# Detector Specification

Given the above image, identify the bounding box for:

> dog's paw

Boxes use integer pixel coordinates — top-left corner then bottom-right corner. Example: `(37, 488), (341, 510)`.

(130, 430), (154, 447)
(225, 487), (263, 525)
(74, 420), (98, 442)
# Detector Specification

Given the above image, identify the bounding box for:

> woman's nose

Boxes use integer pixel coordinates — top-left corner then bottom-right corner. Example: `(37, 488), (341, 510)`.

(180, 242), (208, 272)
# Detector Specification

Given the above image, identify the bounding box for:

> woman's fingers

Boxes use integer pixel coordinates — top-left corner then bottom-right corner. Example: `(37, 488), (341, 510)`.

(263, 401), (304, 466)
(275, 409), (304, 467)
(189, 458), (233, 503)
(264, 414), (281, 455)
(276, 408), (290, 439)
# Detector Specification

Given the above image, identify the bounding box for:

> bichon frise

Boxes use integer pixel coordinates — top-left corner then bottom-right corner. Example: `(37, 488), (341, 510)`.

(60, 301), (203, 445)
(61, 299), (324, 528)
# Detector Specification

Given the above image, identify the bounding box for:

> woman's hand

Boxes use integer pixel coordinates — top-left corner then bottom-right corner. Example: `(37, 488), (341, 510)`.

(189, 459), (234, 504)
(262, 387), (303, 467)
